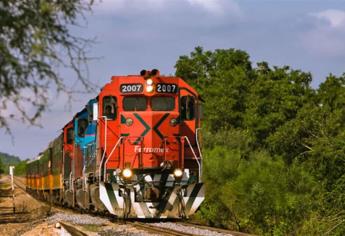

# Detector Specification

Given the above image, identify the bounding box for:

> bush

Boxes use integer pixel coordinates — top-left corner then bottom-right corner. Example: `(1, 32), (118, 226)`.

(200, 145), (317, 235)
(14, 160), (28, 176)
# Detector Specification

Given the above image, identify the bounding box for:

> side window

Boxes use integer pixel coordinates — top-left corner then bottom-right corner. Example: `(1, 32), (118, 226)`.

(181, 96), (195, 120)
(103, 96), (117, 120)
(67, 128), (74, 144)
(78, 119), (88, 137)
(197, 102), (203, 120)
(87, 103), (93, 122)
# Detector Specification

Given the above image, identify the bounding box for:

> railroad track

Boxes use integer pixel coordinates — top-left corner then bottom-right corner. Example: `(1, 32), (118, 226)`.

(59, 221), (89, 236)
(0, 176), (30, 224)
(55, 221), (199, 236)
(178, 222), (254, 236)
(12, 176), (26, 191)
(12, 176), (253, 236)
(129, 221), (195, 236)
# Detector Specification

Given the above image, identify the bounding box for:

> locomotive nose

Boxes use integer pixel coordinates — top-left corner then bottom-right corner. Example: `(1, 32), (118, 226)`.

(120, 111), (179, 169)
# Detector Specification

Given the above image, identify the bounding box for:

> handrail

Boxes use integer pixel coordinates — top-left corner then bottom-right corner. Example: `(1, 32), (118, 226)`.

(196, 128), (203, 160)
(82, 143), (95, 191)
(183, 136), (202, 182)
(103, 137), (124, 182)
(70, 136), (77, 191)
(69, 171), (73, 191)
(82, 166), (86, 191)
(98, 116), (108, 181)
(196, 128), (203, 181)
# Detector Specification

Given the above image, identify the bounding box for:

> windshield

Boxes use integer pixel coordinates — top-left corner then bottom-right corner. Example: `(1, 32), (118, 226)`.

(151, 96), (175, 111)
(123, 96), (147, 111)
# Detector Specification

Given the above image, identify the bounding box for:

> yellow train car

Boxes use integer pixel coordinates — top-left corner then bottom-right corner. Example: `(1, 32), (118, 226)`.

(26, 135), (64, 203)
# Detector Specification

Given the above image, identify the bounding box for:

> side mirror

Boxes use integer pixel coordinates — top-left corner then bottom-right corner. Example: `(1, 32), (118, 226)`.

(93, 102), (98, 121)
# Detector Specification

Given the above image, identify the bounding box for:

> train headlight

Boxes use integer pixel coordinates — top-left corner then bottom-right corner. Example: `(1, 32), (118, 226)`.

(126, 118), (133, 126)
(122, 168), (133, 178)
(146, 79), (153, 86)
(146, 85), (154, 93)
(170, 118), (178, 127)
(173, 168), (183, 178)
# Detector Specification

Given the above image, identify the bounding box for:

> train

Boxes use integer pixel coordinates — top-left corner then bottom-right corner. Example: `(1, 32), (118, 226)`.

(26, 69), (204, 219)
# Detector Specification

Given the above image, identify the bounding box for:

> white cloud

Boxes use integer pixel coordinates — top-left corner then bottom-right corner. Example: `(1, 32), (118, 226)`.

(187, 0), (227, 15)
(94, 0), (241, 16)
(94, 0), (165, 12)
(301, 29), (345, 57)
(301, 9), (345, 58)
(312, 9), (345, 28)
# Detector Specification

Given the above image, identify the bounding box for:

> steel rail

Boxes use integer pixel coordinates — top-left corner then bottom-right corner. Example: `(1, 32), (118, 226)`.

(60, 221), (89, 236)
(18, 176), (251, 236)
(129, 222), (195, 236)
(178, 222), (256, 236)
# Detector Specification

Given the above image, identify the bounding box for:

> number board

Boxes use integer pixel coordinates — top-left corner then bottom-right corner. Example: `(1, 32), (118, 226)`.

(156, 83), (178, 93)
(120, 84), (143, 93)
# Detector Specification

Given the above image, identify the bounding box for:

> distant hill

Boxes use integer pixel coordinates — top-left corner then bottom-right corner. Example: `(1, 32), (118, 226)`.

(0, 152), (21, 173)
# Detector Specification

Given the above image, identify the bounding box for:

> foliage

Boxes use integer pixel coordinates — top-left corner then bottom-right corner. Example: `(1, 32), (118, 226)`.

(0, 152), (20, 174)
(14, 160), (27, 176)
(0, 0), (94, 131)
(0, 158), (4, 174)
(176, 47), (253, 131)
(175, 47), (345, 235)
(0, 151), (26, 176)
(244, 64), (313, 149)
(199, 143), (317, 235)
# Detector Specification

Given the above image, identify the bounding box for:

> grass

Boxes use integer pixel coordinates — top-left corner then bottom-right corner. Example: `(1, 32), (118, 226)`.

(82, 224), (102, 232)
(0, 182), (10, 190)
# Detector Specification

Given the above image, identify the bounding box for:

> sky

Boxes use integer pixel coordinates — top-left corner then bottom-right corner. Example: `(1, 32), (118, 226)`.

(2, 0), (345, 159)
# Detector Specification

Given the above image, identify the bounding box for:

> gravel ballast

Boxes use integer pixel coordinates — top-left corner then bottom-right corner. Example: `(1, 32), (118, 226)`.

(47, 212), (109, 225)
(150, 222), (234, 236)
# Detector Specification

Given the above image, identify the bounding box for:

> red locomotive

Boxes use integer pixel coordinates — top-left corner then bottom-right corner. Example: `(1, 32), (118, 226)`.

(26, 70), (204, 219)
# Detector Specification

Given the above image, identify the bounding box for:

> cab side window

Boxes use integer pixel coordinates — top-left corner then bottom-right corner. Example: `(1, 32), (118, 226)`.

(78, 119), (88, 137)
(103, 96), (117, 120)
(87, 103), (93, 122)
(181, 96), (195, 120)
(67, 128), (74, 144)
(197, 102), (203, 120)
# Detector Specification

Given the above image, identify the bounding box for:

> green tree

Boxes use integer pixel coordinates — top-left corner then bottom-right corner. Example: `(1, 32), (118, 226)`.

(175, 47), (322, 235)
(244, 64), (314, 149)
(175, 46), (253, 131)
(14, 159), (28, 176)
(199, 146), (316, 235)
(0, 0), (94, 130)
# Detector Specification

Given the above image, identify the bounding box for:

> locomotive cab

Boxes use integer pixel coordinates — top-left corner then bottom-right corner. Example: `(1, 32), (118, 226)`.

(98, 71), (201, 177)
(98, 70), (204, 218)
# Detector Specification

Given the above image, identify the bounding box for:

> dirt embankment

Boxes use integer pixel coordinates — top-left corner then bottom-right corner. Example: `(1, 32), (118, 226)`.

(0, 175), (53, 236)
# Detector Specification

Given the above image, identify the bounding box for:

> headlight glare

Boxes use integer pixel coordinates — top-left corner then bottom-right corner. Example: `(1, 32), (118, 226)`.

(122, 168), (133, 178)
(146, 85), (154, 93)
(173, 168), (183, 178)
(146, 79), (153, 86)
